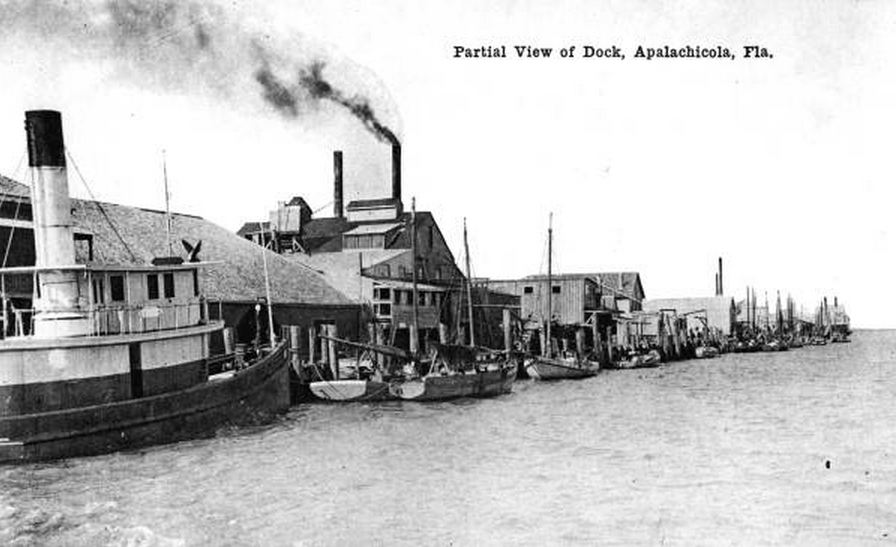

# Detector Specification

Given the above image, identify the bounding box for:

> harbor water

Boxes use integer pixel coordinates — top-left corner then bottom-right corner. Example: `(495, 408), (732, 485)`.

(2, 330), (895, 546)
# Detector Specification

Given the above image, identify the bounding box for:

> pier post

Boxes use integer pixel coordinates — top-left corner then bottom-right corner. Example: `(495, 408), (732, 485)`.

(439, 322), (449, 344)
(288, 325), (300, 368)
(502, 309), (512, 352)
(367, 322), (375, 344)
(374, 323), (385, 367)
(672, 313), (682, 359)
(308, 326), (317, 364)
(327, 324), (339, 380)
(575, 328), (586, 358)
(592, 313), (605, 363)
(319, 326), (328, 369)
(605, 326), (614, 364)
(223, 327), (234, 356)
(540, 327), (548, 357)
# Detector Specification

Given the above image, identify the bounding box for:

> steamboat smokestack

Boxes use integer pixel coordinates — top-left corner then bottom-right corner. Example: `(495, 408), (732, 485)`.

(333, 150), (343, 218)
(25, 110), (88, 337)
(391, 142), (401, 203)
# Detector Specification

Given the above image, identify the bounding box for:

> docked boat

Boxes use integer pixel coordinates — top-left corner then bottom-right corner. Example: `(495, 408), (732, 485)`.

(306, 337), (408, 402)
(0, 110), (289, 463)
(606, 348), (663, 369)
(523, 213), (599, 381)
(391, 345), (517, 400)
(526, 354), (600, 378)
(694, 346), (720, 359)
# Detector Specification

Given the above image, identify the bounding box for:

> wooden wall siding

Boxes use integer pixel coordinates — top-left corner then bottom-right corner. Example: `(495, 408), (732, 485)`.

(519, 278), (587, 325)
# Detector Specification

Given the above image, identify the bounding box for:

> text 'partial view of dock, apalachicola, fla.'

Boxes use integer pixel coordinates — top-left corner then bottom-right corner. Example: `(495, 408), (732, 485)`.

(0, 105), (851, 463)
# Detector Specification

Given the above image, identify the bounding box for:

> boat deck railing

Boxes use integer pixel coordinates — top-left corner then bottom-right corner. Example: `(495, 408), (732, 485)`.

(1, 299), (226, 339)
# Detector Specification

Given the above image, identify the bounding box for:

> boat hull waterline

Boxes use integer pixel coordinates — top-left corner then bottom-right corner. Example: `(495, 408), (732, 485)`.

(0, 344), (290, 464)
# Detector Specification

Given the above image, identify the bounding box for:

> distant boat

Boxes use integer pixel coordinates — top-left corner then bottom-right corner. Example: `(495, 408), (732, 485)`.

(694, 346), (720, 359)
(390, 344), (517, 400)
(0, 110), (289, 463)
(606, 349), (663, 369)
(523, 213), (599, 381)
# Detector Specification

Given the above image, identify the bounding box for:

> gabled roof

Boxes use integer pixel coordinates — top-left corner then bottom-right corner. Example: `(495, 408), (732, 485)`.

(592, 272), (644, 300)
(2, 175), (352, 306)
(298, 211), (434, 253)
(236, 221), (270, 236)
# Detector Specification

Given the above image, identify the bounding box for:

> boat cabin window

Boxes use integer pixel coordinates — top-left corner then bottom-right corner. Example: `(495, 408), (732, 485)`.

(147, 274), (159, 300)
(163, 273), (175, 298)
(92, 278), (105, 304)
(110, 275), (125, 302)
(523, 286), (534, 294)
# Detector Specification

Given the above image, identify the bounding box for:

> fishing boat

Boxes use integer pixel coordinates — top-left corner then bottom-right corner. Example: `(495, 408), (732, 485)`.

(523, 213), (599, 381)
(306, 337), (407, 402)
(694, 346), (720, 359)
(606, 348), (663, 369)
(0, 110), (289, 463)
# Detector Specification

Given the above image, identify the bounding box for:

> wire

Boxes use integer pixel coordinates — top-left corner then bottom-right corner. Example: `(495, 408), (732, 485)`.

(65, 148), (139, 263)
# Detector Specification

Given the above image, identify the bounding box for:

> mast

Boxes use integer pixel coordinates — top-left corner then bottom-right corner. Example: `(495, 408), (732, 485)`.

(463, 217), (475, 348)
(410, 197), (419, 355)
(162, 150), (172, 257)
(258, 221), (277, 347)
(545, 212), (553, 358)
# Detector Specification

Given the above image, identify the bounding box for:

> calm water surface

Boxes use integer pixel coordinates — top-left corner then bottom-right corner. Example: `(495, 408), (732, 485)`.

(3, 330), (896, 546)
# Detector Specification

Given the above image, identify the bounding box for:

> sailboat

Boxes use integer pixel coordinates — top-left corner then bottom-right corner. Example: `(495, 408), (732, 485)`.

(0, 110), (290, 463)
(523, 213), (600, 380)
(387, 211), (517, 400)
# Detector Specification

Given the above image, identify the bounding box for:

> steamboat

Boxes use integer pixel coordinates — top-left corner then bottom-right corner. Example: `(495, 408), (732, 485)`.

(0, 110), (289, 463)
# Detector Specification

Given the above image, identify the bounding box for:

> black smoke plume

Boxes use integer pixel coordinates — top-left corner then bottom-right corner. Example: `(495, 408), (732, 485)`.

(0, 0), (400, 142)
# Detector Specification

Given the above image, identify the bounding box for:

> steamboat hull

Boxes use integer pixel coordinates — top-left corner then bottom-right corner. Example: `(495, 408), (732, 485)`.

(524, 357), (599, 380)
(0, 344), (289, 464)
(391, 365), (517, 401)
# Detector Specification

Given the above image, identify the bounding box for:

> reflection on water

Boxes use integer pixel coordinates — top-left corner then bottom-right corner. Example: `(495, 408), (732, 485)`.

(3, 331), (896, 545)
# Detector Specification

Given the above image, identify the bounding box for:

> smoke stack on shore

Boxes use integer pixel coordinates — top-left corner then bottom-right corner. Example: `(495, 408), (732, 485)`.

(333, 150), (343, 218)
(717, 257), (724, 296)
(25, 110), (89, 337)
(391, 143), (401, 203)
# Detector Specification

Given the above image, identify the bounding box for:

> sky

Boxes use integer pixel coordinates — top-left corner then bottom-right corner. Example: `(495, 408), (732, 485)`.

(0, 0), (893, 327)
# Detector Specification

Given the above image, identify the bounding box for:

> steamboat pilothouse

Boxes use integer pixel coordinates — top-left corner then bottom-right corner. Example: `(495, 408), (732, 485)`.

(0, 110), (290, 463)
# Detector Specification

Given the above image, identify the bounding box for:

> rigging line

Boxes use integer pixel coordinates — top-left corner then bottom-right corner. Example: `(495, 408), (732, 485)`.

(65, 148), (139, 263)
(0, 149), (27, 214)
(312, 201), (333, 215)
(2, 171), (27, 269)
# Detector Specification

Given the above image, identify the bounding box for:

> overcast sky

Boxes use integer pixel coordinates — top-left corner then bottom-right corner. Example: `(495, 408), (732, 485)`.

(0, 0), (893, 327)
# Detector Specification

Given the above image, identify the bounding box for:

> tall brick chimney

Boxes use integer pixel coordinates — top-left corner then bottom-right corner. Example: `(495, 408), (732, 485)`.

(333, 150), (343, 218)
(391, 143), (401, 203)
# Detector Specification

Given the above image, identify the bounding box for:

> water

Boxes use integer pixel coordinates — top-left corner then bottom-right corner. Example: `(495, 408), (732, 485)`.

(3, 330), (896, 546)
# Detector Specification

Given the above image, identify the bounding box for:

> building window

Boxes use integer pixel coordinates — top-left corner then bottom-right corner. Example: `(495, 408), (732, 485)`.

(110, 275), (125, 302)
(374, 287), (391, 301)
(523, 286), (534, 294)
(429, 292), (438, 306)
(434, 268), (442, 280)
(398, 265), (408, 278)
(375, 303), (392, 317)
(147, 274), (159, 300)
(393, 290), (402, 304)
(163, 273), (175, 298)
(193, 270), (199, 297)
(405, 291), (414, 305)
(427, 227), (434, 249)
(418, 292), (427, 306)
(381, 264), (391, 277)
(552, 286), (561, 294)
